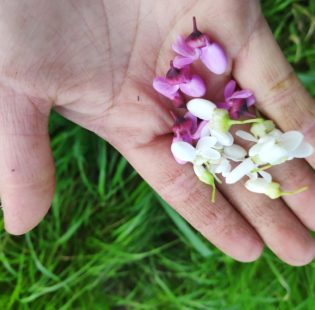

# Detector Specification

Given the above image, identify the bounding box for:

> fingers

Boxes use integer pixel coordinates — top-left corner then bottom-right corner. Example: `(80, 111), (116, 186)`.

(233, 17), (315, 168)
(218, 179), (315, 266)
(0, 87), (55, 235)
(110, 133), (263, 262)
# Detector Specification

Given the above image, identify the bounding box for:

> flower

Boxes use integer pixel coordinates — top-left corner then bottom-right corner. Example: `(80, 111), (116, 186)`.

(217, 80), (256, 119)
(245, 178), (308, 199)
(171, 135), (246, 201)
(153, 61), (206, 108)
(236, 125), (314, 165)
(171, 136), (221, 166)
(225, 158), (272, 184)
(186, 98), (263, 139)
(171, 112), (198, 144)
(172, 17), (228, 74)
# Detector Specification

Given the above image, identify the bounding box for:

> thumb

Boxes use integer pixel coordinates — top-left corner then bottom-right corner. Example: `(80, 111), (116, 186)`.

(0, 86), (55, 235)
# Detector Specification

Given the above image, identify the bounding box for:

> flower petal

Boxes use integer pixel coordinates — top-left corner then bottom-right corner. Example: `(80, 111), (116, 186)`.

(214, 158), (231, 176)
(153, 77), (179, 99)
(173, 56), (194, 69)
(200, 43), (228, 74)
(191, 120), (208, 140)
(259, 142), (288, 165)
(179, 74), (206, 97)
(278, 131), (304, 152)
(245, 178), (269, 194)
(225, 158), (256, 184)
(172, 35), (196, 57)
(224, 80), (236, 99)
(249, 143), (265, 157)
(259, 170), (272, 183)
(187, 98), (216, 120)
(210, 129), (234, 146)
(224, 144), (247, 161)
(196, 136), (217, 149)
(196, 137), (221, 160)
(289, 142), (314, 158)
(200, 123), (211, 137)
(229, 90), (253, 99)
(236, 130), (258, 142)
(193, 163), (205, 177)
(171, 141), (196, 162)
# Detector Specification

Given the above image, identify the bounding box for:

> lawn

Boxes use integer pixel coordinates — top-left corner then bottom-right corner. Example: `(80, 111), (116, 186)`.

(1, 0), (315, 309)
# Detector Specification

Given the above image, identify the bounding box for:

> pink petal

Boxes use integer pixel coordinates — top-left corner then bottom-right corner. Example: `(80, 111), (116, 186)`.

(224, 80), (236, 99)
(191, 120), (208, 140)
(246, 95), (256, 107)
(229, 90), (253, 100)
(172, 91), (186, 108)
(217, 101), (232, 110)
(200, 43), (228, 75)
(172, 35), (196, 57)
(179, 74), (206, 97)
(153, 77), (179, 99)
(184, 111), (198, 132)
(173, 56), (194, 69)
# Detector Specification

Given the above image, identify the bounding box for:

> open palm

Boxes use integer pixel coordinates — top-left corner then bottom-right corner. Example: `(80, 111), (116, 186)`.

(1, 0), (315, 266)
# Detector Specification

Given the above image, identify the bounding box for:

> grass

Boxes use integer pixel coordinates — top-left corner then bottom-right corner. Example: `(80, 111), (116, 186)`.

(1, 0), (315, 309)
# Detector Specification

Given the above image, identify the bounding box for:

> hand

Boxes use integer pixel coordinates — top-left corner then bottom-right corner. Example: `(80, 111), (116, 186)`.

(1, 0), (315, 266)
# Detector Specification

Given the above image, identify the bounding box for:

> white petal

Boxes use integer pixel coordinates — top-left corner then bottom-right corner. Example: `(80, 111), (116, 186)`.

(258, 136), (276, 144)
(259, 170), (272, 183)
(245, 178), (269, 194)
(187, 98), (216, 120)
(200, 124), (211, 137)
(248, 172), (258, 180)
(193, 164), (205, 177)
(289, 142), (314, 158)
(171, 141), (196, 162)
(236, 130), (258, 142)
(268, 129), (283, 138)
(194, 155), (207, 165)
(215, 158), (231, 176)
(225, 158), (256, 184)
(200, 148), (221, 161)
(249, 143), (264, 157)
(224, 144), (247, 161)
(278, 131), (304, 151)
(259, 143), (288, 165)
(196, 136), (217, 149)
(210, 129), (234, 146)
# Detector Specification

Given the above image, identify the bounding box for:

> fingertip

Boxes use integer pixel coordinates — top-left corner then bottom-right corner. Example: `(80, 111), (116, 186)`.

(3, 199), (52, 236)
(228, 234), (264, 263)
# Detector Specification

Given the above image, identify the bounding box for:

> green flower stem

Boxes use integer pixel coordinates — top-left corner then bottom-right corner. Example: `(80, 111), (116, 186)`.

(211, 185), (216, 203)
(251, 164), (272, 173)
(229, 118), (264, 126)
(281, 186), (309, 197)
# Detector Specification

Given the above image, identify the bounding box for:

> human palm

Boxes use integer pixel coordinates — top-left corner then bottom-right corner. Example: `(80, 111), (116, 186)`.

(1, 0), (315, 265)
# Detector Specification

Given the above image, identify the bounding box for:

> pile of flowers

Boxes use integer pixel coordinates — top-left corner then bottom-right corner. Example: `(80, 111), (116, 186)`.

(153, 17), (313, 202)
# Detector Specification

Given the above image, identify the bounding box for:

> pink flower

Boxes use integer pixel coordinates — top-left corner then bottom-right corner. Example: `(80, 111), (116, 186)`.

(172, 17), (228, 74)
(171, 111), (208, 143)
(171, 111), (209, 164)
(153, 61), (206, 108)
(217, 80), (256, 120)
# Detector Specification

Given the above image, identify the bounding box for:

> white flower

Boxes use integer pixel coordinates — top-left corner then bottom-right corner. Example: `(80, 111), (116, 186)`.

(187, 98), (263, 134)
(171, 136), (221, 166)
(225, 158), (256, 184)
(245, 178), (308, 199)
(236, 129), (314, 165)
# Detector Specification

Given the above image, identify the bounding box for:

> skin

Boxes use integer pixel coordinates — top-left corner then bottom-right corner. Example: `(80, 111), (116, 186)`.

(0, 0), (315, 266)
